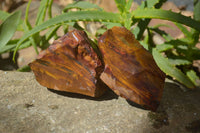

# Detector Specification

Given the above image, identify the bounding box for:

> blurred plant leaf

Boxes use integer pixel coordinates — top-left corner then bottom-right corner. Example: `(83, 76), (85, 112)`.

(0, 40), (31, 54)
(156, 43), (174, 52)
(63, 1), (102, 12)
(24, 0), (38, 54)
(194, 0), (200, 21)
(0, 11), (21, 50)
(168, 58), (192, 66)
(0, 10), (10, 21)
(186, 69), (200, 86)
(132, 8), (200, 32)
(174, 22), (192, 38)
(149, 27), (173, 41)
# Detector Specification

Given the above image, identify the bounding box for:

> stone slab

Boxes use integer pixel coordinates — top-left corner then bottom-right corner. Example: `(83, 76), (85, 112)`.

(0, 71), (200, 133)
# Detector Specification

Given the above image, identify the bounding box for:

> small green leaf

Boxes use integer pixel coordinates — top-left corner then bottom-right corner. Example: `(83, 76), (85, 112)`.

(150, 27), (173, 41)
(146, 0), (159, 8)
(17, 65), (31, 72)
(0, 44), (16, 54)
(0, 40), (31, 54)
(152, 48), (195, 89)
(45, 25), (60, 40)
(156, 43), (174, 52)
(186, 69), (200, 86)
(168, 58), (192, 66)
(194, 0), (200, 21)
(0, 11), (21, 49)
(174, 22), (192, 38)
(63, 1), (102, 12)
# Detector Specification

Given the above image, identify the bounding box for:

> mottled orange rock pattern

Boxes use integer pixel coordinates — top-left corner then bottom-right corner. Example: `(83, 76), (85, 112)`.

(29, 30), (106, 97)
(99, 27), (165, 111)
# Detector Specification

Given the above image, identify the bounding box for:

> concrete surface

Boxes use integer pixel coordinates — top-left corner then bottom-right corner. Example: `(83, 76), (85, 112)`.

(0, 70), (200, 133)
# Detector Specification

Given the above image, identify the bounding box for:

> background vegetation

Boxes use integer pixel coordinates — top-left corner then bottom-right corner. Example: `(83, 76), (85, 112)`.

(0, 0), (200, 89)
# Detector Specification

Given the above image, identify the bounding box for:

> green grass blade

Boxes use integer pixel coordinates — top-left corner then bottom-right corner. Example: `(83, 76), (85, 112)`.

(168, 58), (192, 66)
(0, 11), (21, 50)
(24, 0), (38, 54)
(156, 43), (174, 52)
(0, 40), (31, 54)
(45, 25), (60, 40)
(35, 0), (49, 26)
(152, 48), (195, 88)
(63, 1), (102, 12)
(132, 8), (200, 32)
(174, 22), (192, 38)
(150, 27), (173, 41)
(48, 0), (53, 19)
(186, 69), (200, 87)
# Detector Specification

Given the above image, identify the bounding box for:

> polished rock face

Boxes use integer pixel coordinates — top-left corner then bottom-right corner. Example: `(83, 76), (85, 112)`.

(29, 30), (106, 97)
(98, 26), (165, 111)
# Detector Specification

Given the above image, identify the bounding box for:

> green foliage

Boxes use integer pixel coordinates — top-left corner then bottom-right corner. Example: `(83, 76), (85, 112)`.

(194, 0), (200, 21)
(0, 11), (21, 52)
(63, 1), (102, 11)
(152, 49), (195, 88)
(0, 10), (10, 21)
(132, 8), (200, 31)
(0, 0), (200, 89)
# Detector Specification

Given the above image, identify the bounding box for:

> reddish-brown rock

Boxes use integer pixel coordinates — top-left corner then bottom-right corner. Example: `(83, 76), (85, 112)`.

(98, 26), (165, 111)
(29, 29), (106, 97)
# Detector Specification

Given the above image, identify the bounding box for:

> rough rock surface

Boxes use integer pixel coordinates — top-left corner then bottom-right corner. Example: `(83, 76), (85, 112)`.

(0, 71), (200, 133)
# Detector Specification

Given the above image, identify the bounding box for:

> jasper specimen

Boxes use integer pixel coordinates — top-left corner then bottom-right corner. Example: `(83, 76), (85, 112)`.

(98, 26), (165, 111)
(29, 30), (106, 97)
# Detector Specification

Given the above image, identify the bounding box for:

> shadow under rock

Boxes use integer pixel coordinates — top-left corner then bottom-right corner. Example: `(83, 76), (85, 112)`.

(145, 81), (200, 131)
(48, 88), (119, 101)
(126, 100), (149, 111)
(0, 52), (19, 71)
